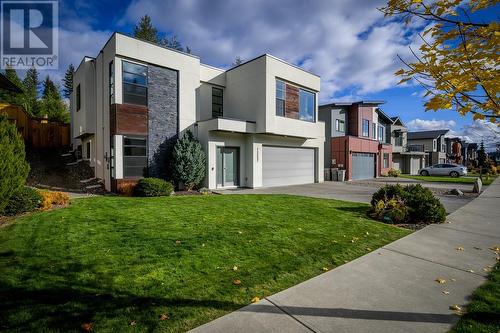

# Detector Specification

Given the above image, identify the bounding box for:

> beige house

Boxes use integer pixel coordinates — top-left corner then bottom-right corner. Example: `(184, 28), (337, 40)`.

(70, 32), (325, 191)
(389, 117), (425, 175)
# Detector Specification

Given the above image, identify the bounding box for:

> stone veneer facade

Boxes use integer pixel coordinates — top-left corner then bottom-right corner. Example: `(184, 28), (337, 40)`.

(147, 64), (178, 179)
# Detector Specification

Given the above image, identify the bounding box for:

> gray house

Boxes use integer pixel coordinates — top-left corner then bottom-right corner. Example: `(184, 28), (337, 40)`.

(407, 130), (449, 167)
(389, 117), (426, 175)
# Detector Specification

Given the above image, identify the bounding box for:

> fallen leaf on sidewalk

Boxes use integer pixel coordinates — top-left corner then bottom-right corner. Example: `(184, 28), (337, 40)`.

(442, 291), (450, 295)
(456, 246), (464, 251)
(490, 246), (500, 252)
(467, 269), (475, 273)
(473, 247), (482, 250)
(435, 278), (446, 284)
(251, 297), (260, 303)
(449, 304), (461, 311)
(450, 278), (456, 282)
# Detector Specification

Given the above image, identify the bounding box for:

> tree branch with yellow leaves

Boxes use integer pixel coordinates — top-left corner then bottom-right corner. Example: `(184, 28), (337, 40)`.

(380, 0), (500, 123)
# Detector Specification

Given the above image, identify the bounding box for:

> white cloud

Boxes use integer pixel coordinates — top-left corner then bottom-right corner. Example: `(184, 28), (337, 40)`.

(458, 120), (500, 149)
(407, 118), (457, 131)
(121, 0), (427, 102)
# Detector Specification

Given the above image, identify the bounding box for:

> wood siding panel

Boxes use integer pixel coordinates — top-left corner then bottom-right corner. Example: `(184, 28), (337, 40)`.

(111, 103), (148, 136)
(285, 84), (299, 119)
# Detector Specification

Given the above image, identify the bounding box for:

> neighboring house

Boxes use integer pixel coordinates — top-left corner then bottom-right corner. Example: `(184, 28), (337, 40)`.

(70, 32), (325, 192)
(318, 101), (392, 180)
(445, 137), (464, 165)
(407, 130), (449, 166)
(464, 142), (478, 166)
(389, 116), (425, 175)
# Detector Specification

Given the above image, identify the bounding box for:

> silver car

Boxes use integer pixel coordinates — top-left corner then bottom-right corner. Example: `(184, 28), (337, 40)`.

(419, 163), (467, 177)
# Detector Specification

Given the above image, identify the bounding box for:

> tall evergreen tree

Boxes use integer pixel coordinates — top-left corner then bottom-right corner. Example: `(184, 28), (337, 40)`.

(22, 67), (40, 117)
(62, 64), (74, 98)
(40, 77), (69, 123)
(133, 15), (159, 43)
(42, 76), (57, 99)
(0, 67), (23, 105)
(172, 130), (206, 191)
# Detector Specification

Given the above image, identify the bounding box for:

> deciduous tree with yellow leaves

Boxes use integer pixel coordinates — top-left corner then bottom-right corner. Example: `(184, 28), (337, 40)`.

(380, 0), (499, 123)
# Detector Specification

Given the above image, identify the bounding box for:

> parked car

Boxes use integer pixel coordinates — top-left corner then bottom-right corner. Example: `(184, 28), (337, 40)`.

(419, 164), (467, 177)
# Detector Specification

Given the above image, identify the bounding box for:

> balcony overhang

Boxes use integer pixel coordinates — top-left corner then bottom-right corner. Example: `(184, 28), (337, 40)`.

(197, 117), (256, 134)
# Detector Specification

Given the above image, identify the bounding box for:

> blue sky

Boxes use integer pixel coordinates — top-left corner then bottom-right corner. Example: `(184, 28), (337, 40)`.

(50, 0), (498, 145)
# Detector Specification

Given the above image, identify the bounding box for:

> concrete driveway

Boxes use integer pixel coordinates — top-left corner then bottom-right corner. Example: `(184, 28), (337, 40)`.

(215, 180), (474, 214)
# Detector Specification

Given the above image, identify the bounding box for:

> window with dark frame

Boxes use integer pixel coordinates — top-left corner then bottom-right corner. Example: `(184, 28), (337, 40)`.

(212, 87), (223, 118)
(122, 61), (148, 106)
(299, 89), (315, 122)
(378, 125), (385, 143)
(123, 136), (148, 178)
(76, 84), (81, 111)
(109, 61), (114, 105)
(372, 123), (377, 139)
(276, 80), (286, 116)
(362, 119), (369, 137)
(383, 153), (389, 168)
(335, 119), (345, 132)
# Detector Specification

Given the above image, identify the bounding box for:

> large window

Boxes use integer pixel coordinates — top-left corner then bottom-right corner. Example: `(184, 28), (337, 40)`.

(433, 139), (437, 151)
(212, 87), (223, 118)
(299, 89), (315, 122)
(395, 133), (403, 146)
(123, 136), (147, 178)
(383, 153), (389, 168)
(372, 123), (377, 139)
(109, 61), (114, 105)
(122, 61), (147, 106)
(335, 119), (345, 132)
(378, 125), (385, 143)
(76, 84), (81, 111)
(362, 119), (369, 137)
(276, 80), (285, 116)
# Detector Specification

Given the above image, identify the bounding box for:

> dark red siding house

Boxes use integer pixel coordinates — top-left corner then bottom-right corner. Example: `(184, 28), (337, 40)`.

(319, 101), (392, 180)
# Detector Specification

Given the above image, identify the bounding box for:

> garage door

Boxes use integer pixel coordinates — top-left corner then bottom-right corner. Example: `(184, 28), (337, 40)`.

(352, 153), (375, 180)
(262, 146), (315, 187)
(410, 157), (421, 175)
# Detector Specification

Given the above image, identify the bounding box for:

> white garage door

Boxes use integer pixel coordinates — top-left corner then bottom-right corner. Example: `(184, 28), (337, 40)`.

(352, 153), (375, 180)
(262, 146), (315, 187)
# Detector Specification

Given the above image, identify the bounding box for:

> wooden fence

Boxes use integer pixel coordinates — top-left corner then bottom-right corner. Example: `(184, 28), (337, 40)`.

(0, 103), (70, 148)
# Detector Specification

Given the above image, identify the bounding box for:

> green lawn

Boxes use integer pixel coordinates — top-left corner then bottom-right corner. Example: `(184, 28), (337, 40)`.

(450, 264), (500, 333)
(0, 194), (409, 332)
(400, 175), (496, 186)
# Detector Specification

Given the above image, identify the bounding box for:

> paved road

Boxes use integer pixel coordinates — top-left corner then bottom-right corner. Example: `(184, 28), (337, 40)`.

(216, 180), (474, 214)
(191, 179), (500, 333)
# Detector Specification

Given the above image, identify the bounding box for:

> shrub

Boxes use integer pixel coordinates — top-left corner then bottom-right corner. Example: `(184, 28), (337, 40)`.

(387, 168), (401, 177)
(198, 187), (210, 195)
(370, 184), (446, 224)
(403, 184), (446, 224)
(3, 187), (42, 216)
(39, 190), (70, 210)
(172, 130), (206, 191)
(133, 178), (174, 197)
(0, 115), (30, 213)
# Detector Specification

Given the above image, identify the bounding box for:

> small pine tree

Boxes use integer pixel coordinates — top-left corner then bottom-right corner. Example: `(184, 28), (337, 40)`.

(172, 130), (206, 191)
(62, 64), (74, 98)
(162, 35), (184, 51)
(0, 115), (30, 213)
(477, 140), (487, 178)
(133, 15), (159, 43)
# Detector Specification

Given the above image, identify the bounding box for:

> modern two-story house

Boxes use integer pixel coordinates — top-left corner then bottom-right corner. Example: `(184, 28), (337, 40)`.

(407, 130), (449, 167)
(70, 32), (325, 192)
(389, 117), (425, 175)
(319, 101), (392, 180)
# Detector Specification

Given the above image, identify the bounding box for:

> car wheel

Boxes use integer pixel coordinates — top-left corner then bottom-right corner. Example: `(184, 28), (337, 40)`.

(450, 171), (459, 178)
(420, 170), (429, 176)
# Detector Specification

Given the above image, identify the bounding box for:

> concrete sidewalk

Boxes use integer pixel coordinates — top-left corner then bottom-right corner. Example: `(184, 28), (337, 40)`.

(190, 178), (500, 333)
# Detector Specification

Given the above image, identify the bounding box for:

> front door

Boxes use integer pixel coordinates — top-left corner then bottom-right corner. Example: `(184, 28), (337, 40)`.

(216, 147), (239, 188)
